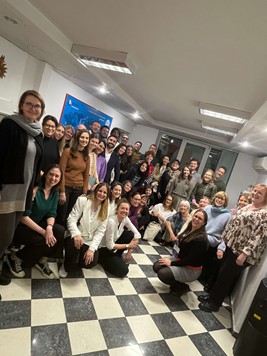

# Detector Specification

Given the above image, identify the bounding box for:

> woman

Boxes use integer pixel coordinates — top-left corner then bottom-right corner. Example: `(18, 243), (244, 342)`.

(231, 193), (251, 214)
(120, 145), (134, 182)
(109, 182), (123, 217)
(6, 165), (64, 278)
(41, 115), (60, 172)
(168, 166), (194, 210)
(99, 199), (140, 277)
(114, 143), (127, 158)
(0, 90), (44, 287)
(198, 184), (267, 312)
(59, 182), (110, 277)
(57, 129), (90, 226)
(121, 180), (133, 201)
(191, 169), (217, 205)
(54, 124), (66, 156)
(145, 185), (155, 208)
(153, 209), (208, 297)
(128, 192), (142, 227)
(200, 191), (232, 284)
(161, 200), (191, 245)
(151, 155), (170, 191)
(124, 161), (149, 190)
(157, 160), (180, 203)
(136, 194), (150, 235)
(88, 134), (99, 190)
(94, 139), (107, 182)
(64, 124), (75, 148)
(150, 195), (176, 228)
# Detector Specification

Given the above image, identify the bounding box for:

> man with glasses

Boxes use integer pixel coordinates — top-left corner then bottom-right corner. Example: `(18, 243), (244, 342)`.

(41, 115), (60, 172)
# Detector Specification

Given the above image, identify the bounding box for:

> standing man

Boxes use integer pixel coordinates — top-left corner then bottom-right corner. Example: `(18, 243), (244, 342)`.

(214, 166), (227, 191)
(131, 141), (143, 164)
(89, 121), (101, 135)
(189, 158), (201, 189)
(99, 125), (109, 142)
(121, 134), (129, 145)
(104, 135), (120, 184)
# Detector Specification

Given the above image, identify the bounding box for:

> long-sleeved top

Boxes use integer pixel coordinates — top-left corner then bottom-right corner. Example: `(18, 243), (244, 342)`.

(88, 151), (99, 185)
(59, 148), (89, 194)
(42, 136), (60, 171)
(104, 151), (120, 184)
(214, 179), (226, 192)
(204, 205), (231, 247)
(100, 215), (141, 250)
(96, 155), (107, 182)
(191, 180), (217, 203)
(23, 187), (59, 223)
(168, 177), (194, 200)
(67, 196), (108, 251)
(151, 203), (176, 226)
(217, 204), (267, 265)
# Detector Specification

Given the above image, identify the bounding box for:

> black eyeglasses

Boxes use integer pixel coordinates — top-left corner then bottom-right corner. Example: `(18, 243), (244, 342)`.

(24, 102), (42, 111)
(44, 124), (56, 129)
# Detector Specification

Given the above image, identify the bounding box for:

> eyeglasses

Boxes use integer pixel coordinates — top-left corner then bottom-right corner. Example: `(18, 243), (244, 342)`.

(44, 124), (56, 129)
(24, 102), (42, 111)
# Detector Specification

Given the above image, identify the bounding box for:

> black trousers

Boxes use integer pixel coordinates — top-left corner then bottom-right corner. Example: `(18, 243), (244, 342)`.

(64, 236), (99, 272)
(98, 230), (134, 277)
(199, 246), (219, 285)
(13, 222), (65, 266)
(208, 246), (248, 307)
(56, 186), (83, 227)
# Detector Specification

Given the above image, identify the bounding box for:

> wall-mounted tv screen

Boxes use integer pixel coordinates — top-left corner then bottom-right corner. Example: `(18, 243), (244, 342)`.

(60, 94), (112, 130)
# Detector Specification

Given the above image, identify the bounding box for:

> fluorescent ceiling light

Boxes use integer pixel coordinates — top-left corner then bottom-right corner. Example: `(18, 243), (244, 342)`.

(201, 125), (237, 137)
(199, 103), (251, 124)
(72, 44), (135, 75)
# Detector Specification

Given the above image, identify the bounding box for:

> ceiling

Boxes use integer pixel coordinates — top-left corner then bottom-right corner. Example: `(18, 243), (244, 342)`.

(1, 0), (267, 156)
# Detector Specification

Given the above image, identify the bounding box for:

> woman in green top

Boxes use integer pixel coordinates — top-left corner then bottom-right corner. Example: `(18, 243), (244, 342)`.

(6, 164), (65, 279)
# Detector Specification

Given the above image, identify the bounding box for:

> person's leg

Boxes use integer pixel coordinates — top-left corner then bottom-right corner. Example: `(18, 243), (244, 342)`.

(56, 187), (70, 226)
(99, 248), (129, 277)
(63, 236), (81, 273)
(66, 188), (82, 221)
(115, 231), (134, 257)
(78, 246), (99, 269)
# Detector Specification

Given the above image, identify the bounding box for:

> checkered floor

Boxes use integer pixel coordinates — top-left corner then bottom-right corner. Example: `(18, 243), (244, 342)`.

(0, 240), (235, 356)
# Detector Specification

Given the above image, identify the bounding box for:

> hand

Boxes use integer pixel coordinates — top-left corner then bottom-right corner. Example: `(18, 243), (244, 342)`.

(236, 252), (247, 266)
(157, 192), (161, 199)
(128, 238), (138, 249)
(217, 249), (224, 259)
(124, 251), (132, 264)
(45, 227), (56, 247)
(159, 258), (171, 266)
(84, 249), (94, 265)
(170, 232), (177, 241)
(59, 193), (66, 205)
(73, 235), (84, 249)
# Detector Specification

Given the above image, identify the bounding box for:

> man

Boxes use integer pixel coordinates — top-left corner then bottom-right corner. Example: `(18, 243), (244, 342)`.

(131, 141), (143, 164)
(214, 166), (227, 192)
(121, 134), (129, 145)
(99, 125), (109, 141)
(189, 158), (201, 189)
(76, 124), (87, 133)
(89, 120), (101, 135)
(104, 135), (120, 184)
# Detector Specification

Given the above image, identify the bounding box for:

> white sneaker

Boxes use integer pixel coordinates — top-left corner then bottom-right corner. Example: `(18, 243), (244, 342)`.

(59, 264), (68, 278)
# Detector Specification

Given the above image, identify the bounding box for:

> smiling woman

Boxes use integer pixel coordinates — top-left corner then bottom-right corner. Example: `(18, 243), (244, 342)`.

(0, 90), (44, 289)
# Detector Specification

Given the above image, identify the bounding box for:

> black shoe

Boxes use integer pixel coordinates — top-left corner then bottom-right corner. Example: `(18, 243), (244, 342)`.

(198, 294), (210, 303)
(170, 284), (191, 297)
(35, 261), (55, 279)
(0, 272), (11, 285)
(198, 301), (219, 312)
(6, 254), (25, 278)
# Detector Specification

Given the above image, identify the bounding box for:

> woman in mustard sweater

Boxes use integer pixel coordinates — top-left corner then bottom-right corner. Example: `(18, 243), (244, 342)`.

(57, 129), (90, 226)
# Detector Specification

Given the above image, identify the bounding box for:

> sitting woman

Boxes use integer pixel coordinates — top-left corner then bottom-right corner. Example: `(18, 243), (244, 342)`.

(109, 181), (123, 216)
(231, 192), (251, 214)
(145, 185), (155, 209)
(7, 165), (65, 278)
(99, 199), (140, 277)
(136, 194), (151, 236)
(153, 209), (208, 297)
(128, 192), (142, 227)
(59, 182), (109, 277)
(121, 180), (133, 201)
(123, 161), (149, 191)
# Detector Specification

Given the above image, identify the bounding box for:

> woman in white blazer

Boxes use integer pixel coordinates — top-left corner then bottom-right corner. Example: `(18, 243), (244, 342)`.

(59, 182), (109, 277)
(99, 199), (141, 277)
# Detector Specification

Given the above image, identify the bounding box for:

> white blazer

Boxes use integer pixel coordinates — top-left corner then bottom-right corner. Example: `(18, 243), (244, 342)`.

(67, 196), (108, 252)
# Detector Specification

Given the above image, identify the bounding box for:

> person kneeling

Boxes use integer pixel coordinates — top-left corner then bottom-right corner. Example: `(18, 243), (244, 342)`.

(59, 182), (109, 278)
(99, 199), (140, 277)
(7, 165), (64, 279)
(153, 209), (208, 297)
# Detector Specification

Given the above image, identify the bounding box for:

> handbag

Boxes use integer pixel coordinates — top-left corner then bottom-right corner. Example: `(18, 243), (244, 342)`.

(143, 221), (162, 241)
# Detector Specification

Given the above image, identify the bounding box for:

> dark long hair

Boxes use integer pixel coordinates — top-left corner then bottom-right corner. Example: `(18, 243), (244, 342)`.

(40, 164), (62, 192)
(178, 209), (208, 243)
(70, 129), (90, 160)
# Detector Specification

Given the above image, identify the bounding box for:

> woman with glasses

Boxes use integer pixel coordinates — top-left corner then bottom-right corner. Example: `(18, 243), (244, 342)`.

(0, 90), (44, 290)
(41, 115), (60, 172)
(94, 139), (107, 183)
(57, 129), (90, 226)
(153, 209), (208, 297)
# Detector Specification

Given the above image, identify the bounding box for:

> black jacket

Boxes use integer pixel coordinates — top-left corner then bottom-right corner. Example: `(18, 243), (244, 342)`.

(104, 151), (120, 184)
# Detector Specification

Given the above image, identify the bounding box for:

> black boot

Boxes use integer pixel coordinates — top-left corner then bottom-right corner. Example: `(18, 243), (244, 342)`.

(170, 281), (191, 297)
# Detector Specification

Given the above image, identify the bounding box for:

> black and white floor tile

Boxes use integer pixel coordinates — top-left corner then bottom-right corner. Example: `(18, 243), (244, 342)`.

(0, 240), (235, 355)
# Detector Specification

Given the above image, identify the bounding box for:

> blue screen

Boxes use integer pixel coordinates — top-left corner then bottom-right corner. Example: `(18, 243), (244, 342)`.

(60, 94), (112, 130)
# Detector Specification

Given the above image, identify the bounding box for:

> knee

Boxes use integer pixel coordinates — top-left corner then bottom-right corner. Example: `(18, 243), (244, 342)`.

(153, 260), (161, 273)
(114, 265), (129, 278)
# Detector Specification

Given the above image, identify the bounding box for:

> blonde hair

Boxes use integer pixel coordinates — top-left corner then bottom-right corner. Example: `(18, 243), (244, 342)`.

(88, 182), (109, 221)
(212, 191), (229, 207)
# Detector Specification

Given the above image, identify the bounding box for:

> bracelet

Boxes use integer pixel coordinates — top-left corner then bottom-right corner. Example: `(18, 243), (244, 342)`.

(47, 223), (54, 228)
(125, 244), (129, 249)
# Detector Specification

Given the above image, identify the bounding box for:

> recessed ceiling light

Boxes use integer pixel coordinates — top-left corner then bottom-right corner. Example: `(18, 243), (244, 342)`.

(98, 86), (108, 94)
(241, 141), (249, 147)
(132, 112), (139, 119)
(199, 103), (250, 124)
(201, 125), (237, 137)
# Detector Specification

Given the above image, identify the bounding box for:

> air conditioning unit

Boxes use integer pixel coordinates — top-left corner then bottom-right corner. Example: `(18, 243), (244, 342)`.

(252, 157), (267, 174)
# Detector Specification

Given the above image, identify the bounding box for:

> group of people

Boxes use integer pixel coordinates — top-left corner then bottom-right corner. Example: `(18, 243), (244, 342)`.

(0, 89), (266, 316)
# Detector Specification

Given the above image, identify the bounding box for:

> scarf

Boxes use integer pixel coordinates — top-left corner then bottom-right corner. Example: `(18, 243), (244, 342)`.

(9, 114), (42, 137)
(211, 206), (230, 214)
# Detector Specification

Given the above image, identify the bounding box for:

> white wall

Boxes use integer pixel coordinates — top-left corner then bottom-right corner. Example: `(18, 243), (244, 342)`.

(129, 124), (159, 152)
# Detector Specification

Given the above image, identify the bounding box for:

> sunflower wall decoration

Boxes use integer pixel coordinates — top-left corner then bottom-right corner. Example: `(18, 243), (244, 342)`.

(0, 55), (7, 78)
